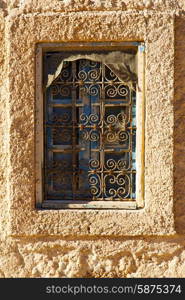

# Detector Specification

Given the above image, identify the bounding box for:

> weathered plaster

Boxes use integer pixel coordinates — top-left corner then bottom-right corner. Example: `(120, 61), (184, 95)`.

(5, 11), (175, 236)
(0, 0), (185, 277)
(1, 237), (185, 278)
(0, 6), (10, 238)
(174, 15), (185, 234)
(4, 0), (185, 14)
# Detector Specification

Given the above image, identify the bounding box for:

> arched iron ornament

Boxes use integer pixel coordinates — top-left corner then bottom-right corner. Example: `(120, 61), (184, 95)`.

(44, 58), (136, 202)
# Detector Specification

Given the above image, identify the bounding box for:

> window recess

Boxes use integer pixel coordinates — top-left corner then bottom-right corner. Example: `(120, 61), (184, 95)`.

(35, 43), (145, 209)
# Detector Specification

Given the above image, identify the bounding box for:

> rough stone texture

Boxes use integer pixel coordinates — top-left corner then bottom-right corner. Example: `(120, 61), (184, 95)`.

(0, 0), (185, 277)
(5, 11), (175, 237)
(3, 0), (185, 13)
(0, 237), (185, 278)
(0, 7), (10, 238)
(0, 9), (5, 233)
(174, 16), (185, 233)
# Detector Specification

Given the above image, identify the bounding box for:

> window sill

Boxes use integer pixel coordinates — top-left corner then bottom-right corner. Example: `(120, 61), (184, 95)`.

(39, 200), (138, 210)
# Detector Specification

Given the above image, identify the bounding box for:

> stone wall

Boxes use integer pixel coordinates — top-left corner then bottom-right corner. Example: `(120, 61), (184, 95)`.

(0, 0), (185, 278)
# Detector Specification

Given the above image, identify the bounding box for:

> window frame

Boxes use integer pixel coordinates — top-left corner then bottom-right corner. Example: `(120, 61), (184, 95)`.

(35, 42), (145, 210)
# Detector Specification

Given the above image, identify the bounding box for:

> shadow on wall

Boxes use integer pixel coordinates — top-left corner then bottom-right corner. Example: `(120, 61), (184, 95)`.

(174, 16), (185, 233)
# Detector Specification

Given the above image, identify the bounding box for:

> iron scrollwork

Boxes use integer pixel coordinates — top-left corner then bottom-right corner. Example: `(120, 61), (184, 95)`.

(45, 58), (136, 201)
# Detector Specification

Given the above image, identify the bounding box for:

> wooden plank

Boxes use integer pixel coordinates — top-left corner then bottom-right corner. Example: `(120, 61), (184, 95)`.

(136, 43), (145, 208)
(42, 200), (137, 210)
(35, 45), (44, 207)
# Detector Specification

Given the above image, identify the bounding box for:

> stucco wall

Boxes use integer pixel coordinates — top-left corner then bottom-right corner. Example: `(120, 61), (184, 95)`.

(0, 0), (185, 278)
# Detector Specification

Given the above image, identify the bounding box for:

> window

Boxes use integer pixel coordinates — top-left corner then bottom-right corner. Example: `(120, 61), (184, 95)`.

(35, 43), (144, 209)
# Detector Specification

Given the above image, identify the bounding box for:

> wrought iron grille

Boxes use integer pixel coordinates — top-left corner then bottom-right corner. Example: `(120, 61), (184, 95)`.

(44, 58), (136, 202)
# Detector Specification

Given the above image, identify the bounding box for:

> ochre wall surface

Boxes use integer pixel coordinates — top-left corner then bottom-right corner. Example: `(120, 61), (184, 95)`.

(0, 0), (185, 277)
